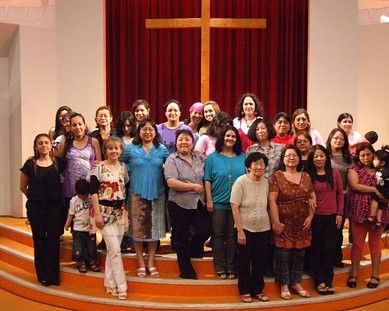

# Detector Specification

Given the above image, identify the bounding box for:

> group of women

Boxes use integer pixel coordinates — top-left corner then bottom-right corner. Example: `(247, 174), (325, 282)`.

(20, 92), (387, 302)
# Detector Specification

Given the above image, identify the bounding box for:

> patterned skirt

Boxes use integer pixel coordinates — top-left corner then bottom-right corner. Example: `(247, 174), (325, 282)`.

(128, 192), (166, 241)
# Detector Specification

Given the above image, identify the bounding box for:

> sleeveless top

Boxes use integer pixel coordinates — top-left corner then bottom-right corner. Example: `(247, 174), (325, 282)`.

(63, 136), (95, 198)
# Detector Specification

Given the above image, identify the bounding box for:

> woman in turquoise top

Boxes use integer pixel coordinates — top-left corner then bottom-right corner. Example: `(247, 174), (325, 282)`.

(204, 126), (246, 279)
(121, 118), (170, 279)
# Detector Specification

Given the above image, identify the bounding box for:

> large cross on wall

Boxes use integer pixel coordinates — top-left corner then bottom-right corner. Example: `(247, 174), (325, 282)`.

(146, 0), (267, 103)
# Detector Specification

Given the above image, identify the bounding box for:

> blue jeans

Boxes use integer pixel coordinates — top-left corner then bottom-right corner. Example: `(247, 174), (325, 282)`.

(72, 230), (98, 262)
(274, 247), (305, 285)
(212, 209), (236, 273)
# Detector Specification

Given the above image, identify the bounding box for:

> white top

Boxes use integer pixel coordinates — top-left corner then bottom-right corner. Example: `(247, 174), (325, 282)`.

(69, 195), (92, 232)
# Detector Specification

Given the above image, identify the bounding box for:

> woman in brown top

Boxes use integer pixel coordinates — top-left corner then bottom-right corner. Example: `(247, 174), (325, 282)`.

(269, 145), (316, 300)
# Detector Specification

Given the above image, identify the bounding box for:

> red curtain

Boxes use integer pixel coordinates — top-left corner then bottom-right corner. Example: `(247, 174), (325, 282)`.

(106, 0), (308, 123)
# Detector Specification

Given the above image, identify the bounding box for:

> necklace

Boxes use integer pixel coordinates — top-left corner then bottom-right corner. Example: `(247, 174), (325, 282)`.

(223, 157), (234, 190)
(244, 117), (255, 128)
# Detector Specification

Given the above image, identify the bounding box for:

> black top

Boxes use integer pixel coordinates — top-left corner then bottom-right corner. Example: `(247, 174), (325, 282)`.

(20, 159), (63, 201)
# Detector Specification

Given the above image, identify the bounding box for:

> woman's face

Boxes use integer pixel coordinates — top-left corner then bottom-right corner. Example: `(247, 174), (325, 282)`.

(338, 117), (353, 135)
(203, 105), (216, 122)
(59, 110), (69, 123)
(283, 148), (299, 168)
(62, 117), (71, 133)
(190, 110), (203, 125)
(139, 122), (156, 143)
(295, 135), (312, 154)
(248, 158), (266, 179)
(294, 113), (309, 131)
(105, 142), (123, 160)
(274, 117), (291, 137)
(358, 148), (374, 167)
(223, 130), (237, 148)
(165, 102), (181, 123)
(35, 136), (52, 156)
(242, 96), (256, 117)
(122, 119), (133, 136)
(176, 133), (194, 155)
(313, 149), (326, 170)
(70, 116), (86, 138)
(134, 104), (149, 122)
(330, 131), (345, 150)
(96, 109), (112, 127)
(255, 121), (269, 142)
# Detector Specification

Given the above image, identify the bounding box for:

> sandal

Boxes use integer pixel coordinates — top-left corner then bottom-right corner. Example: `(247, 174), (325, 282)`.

(241, 294), (252, 303)
(89, 260), (100, 272)
(227, 271), (236, 279)
(253, 293), (269, 302)
(106, 287), (118, 296)
(374, 222), (385, 231)
(77, 261), (87, 273)
(137, 267), (146, 278)
(118, 291), (127, 300)
(148, 267), (160, 278)
(280, 291), (291, 300)
(326, 286), (335, 294)
(216, 271), (227, 279)
(367, 276), (380, 289)
(347, 275), (357, 288)
(316, 283), (328, 295)
(291, 286), (310, 298)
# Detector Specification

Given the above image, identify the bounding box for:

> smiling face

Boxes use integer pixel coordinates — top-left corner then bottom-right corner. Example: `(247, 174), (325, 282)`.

(104, 141), (123, 161)
(242, 96), (256, 118)
(248, 158), (266, 179)
(313, 149), (326, 170)
(283, 148), (299, 168)
(294, 113), (309, 132)
(223, 130), (237, 149)
(330, 130), (346, 151)
(165, 102), (181, 123)
(338, 117), (353, 135)
(295, 134), (312, 154)
(176, 132), (194, 156)
(62, 116), (71, 133)
(70, 116), (86, 138)
(35, 135), (52, 157)
(274, 117), (291, 137)
(134, 104), (149, 122)
(203, 104), (216, 122)
(139, 122), (156, 143)
(190, 110), (203, 125)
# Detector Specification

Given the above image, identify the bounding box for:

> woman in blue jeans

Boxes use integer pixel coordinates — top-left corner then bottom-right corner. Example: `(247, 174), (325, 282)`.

(204, 126), (246, 279)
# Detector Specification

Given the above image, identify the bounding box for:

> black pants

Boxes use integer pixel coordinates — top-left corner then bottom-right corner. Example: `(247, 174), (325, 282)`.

(27, 200), (62, 283)
(310, 214), (338, 287)
(236, 229), (271, 295)
(168, 200), (212, 277)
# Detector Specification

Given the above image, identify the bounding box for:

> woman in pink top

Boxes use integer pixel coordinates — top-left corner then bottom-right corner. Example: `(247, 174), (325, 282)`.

(307, 145), (344, 295)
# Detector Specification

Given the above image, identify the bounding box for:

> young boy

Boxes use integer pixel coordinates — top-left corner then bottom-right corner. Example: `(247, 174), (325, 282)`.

(64, 179), (100, 273)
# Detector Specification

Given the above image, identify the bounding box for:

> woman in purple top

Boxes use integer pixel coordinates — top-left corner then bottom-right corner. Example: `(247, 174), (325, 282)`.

(56, 112), (101, 226)
(157, 99), (194, 154)
(307, 145), (344, 295)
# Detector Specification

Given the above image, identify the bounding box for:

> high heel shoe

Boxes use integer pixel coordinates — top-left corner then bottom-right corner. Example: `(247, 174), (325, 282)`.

(118, 291), (127, 300)
(347, 275), (357, 288)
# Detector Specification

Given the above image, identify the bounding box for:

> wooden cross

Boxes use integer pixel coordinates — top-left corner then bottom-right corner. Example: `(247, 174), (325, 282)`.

(146, 0), (266, 103)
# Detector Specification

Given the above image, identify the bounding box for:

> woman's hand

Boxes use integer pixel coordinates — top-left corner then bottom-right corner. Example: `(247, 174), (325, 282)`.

(303, 216), (313, 231)
(206, 201), (214, 213)
(91, 159), (100, 169)
(192, 184), (204, 195)
(336, 215), (343, 230)
(95, 213), (104, 229)
(272, 221), (285, 235)
(237, 229), (246, 245)
(308, 198), (317, 213)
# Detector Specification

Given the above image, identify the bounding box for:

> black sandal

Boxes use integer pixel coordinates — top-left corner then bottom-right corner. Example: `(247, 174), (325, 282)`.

(77, 261), (87, 273)
(216, 271), (227, 279)
(347, 275), (357, 288)
(367, 276), (380, 288)
(316, 283), (328, 295)
(89, 260), (100, 272)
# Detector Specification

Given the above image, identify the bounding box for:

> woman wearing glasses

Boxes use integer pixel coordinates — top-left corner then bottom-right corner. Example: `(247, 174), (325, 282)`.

(121, 118), (170, 278)
(269, 145), (316, 300)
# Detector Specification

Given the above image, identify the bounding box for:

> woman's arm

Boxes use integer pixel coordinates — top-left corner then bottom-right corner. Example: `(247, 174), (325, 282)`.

(54, 140), (66, 158)
(269, 191), (284, 234)
(231, 203), (245, 245)
(303, 191), (316, 231)
(92, 138), (102, 162)
(20, 172), (29, 196)
(166, 178), (203, 195)
(204, 180), (213, 212)
(348, 168), (378, 194)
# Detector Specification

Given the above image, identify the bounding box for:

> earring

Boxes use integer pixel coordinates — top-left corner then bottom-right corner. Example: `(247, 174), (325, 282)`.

(49, 149), (53, 156)
(34, 150), (39, 157)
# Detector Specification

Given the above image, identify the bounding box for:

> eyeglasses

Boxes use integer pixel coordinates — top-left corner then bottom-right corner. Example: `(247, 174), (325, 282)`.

(284, 154), (298, 159)
(141, 127), (155, 132)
